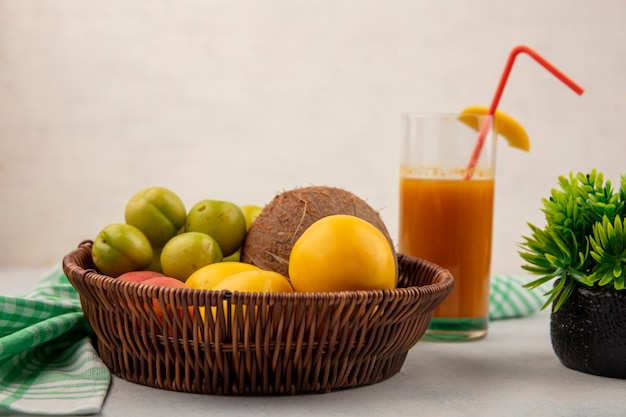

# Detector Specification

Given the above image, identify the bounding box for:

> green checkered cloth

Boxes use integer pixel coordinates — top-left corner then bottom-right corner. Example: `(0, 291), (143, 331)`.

(0, 266), (110, 415)
(0, 266), (545, 415)
(489, 274), (550, 320)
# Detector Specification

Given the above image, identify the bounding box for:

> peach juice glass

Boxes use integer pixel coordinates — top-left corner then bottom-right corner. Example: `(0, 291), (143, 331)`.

(399, 113), (497, 341)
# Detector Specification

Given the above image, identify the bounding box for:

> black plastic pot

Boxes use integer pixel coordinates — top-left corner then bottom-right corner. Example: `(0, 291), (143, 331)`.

(551, 284), (626, 379)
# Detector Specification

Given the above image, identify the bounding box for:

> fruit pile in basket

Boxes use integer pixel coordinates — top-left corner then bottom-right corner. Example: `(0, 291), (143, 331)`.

(91, 185), (398, 294)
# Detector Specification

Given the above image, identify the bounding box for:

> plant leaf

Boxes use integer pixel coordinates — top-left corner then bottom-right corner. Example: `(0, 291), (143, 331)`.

(518, 169), (626, 311)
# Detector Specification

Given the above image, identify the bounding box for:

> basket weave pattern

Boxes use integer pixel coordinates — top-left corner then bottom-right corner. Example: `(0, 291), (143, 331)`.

(62, 240), (453, 395)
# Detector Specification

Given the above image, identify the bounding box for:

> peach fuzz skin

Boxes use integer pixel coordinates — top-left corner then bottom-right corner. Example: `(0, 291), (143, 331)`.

(117, 270), (165, 282)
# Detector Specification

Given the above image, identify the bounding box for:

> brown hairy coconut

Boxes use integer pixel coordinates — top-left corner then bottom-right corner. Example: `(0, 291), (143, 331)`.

(240, 186), (396, 278)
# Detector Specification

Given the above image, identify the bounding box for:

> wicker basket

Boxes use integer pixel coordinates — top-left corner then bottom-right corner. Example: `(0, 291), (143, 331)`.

(62, 240), (453, 395)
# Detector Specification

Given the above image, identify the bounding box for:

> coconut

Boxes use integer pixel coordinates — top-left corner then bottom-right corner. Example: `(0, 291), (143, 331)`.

(240, 186), (396, 278)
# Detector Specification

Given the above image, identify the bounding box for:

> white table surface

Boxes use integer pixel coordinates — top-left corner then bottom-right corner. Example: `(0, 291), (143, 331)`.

(2, 266), (626, 417)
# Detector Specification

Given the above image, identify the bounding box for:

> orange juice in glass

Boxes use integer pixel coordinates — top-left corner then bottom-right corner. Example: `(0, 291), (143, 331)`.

(399, 113), (497, 341)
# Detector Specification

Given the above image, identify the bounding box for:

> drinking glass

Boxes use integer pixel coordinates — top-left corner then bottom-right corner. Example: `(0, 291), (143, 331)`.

(398, 113), (497, 341)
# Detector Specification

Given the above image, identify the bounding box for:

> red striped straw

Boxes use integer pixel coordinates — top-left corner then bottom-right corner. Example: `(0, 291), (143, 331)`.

(464, 45), (585, 180)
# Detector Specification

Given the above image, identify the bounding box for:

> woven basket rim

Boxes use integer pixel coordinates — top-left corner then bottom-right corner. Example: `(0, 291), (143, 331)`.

(63, 239), (454, 301)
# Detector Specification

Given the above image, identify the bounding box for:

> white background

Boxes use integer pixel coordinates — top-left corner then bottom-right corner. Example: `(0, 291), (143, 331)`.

(1, 1), (624, 273)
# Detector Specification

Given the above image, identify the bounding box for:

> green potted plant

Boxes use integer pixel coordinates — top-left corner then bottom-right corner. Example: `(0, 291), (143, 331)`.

(519, 169), (626, 378)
